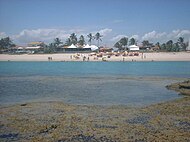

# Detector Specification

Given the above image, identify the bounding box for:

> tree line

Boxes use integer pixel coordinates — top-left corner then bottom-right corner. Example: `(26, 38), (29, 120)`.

(0, 32), (103, 53)
(44, 32), (103, 53)
(114, 36), (189, 51)
(0, 33), (189, 52)
(114, 37), (137, 51)
(0, 37), (16, 50)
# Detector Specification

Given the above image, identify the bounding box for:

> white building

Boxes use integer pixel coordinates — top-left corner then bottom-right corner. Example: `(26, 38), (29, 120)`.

(128, 45), (139, 51)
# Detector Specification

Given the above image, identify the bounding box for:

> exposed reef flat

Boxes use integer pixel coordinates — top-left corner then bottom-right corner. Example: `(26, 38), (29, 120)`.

(166, 80), (190, 96)
(0, 97), (190, 142)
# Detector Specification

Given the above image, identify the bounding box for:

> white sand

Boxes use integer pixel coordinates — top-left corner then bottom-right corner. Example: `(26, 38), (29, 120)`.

(0, 52), (190, 62)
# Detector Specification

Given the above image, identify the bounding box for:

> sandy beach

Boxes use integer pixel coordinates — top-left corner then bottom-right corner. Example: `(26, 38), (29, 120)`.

(0, 52), (190, 62)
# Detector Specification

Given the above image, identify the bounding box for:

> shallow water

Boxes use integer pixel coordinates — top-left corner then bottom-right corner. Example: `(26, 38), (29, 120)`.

(0, 61), (190, 106)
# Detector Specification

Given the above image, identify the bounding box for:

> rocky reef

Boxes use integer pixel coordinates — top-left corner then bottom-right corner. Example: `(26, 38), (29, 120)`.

(166, 80), (190, 96)
(1, 97), (190, 142)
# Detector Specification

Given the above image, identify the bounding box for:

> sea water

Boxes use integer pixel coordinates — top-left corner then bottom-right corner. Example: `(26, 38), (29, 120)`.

(0, 61), (190, 106)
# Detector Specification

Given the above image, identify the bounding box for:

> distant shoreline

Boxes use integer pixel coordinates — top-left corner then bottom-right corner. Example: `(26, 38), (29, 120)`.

(0, 52), (190, 62)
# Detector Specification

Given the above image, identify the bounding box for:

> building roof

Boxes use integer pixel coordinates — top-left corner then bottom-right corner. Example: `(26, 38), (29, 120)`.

(28, 41), (44, 45)
(83, 44), (91, 48)
(25, 46), (42, 49)
(68, 44), (77, 48)
(90, 45), (99, 51)
(129, 45), (139, 51)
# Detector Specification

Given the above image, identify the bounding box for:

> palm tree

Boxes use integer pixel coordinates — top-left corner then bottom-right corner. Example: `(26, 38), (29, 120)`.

(78, 35), (85, 46)
(87, 33), (93, 45)
(65, 38), (72, 46)
(155, 42), (160, 46)
(0, 37), (15, 49)
(166, 40), (173, 51)
(129, 38), (136, 45)
(70, 33), (77, 45)
(178, 37), (184, 44)
(119, 37), (128, 51)
(114, 42), (122, 50)
(177, 37), (186, 50)
(142, 40), (150, 47)
(44, 42), (56, 53)
(95, 32), (102, 47)
(53, 38), (62, 48)
(161, 43), (166, 51)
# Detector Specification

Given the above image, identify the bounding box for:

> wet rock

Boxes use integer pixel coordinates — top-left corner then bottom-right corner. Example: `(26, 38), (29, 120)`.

(0, 133), (19, 139)
(20, 103), (27, 106)
(39, 124), (57, 134)
(126, 115), (150, 125)
(176, 121), (190, 132)
(58, 134), (117, 142)
(166, 80), (190, 96)
(94, 124), (118, 129)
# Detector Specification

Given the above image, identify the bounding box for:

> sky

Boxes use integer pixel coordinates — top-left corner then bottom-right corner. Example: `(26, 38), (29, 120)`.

(0, 0), (190, 46)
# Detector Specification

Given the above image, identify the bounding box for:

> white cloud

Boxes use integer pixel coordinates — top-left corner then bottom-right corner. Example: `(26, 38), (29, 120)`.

(98, 28), (112, 36)
(142, 31), (167, 41)
(0, 32), (6, 38)
(111, 34), (139, 42)
(141, 30), (190, 43)
(69, 29), (85, 34)
(111, 34), (128, 41)
(130, 35), (139, 40)
(10, 28), (112, 45)
(12, 28), (77, 44)
(4, 28), (190, 46)
(168, 29), (190, 39)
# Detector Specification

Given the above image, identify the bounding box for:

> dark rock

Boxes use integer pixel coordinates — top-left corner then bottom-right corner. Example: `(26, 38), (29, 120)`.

(39, 124), (57, 134)
(166, 80), (190, 96)
(20, 103), (27, 106)
(94, 124), (118, 129)
(58, 134), (117, 142)
(126, 115), (150, 125)
(0, 133), (19, 139)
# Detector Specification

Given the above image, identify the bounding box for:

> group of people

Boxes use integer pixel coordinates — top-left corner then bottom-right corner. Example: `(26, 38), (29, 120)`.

(48, 57), (53, 61)
(70, 54), (90, 61)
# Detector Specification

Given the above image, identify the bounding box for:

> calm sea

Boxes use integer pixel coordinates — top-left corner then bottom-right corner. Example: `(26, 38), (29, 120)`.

(0, 61), (190, 106)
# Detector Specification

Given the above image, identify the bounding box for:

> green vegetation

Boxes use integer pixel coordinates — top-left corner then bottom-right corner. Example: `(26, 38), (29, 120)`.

(87, 33), (93, 45)
(78, 35), (85, 46)
(0, 37), (15, 50)
(94, 32), (102, 47)
(114, 36), (188, 52)
(0, 34), (189, 54)
(53, 38), (63, 48)
(114, 41), (122, 50)
(69, 33), (78, 45)
(129, 38), (136, 46)
(160, 37), (188, 52)
(114, 37), (136, 51)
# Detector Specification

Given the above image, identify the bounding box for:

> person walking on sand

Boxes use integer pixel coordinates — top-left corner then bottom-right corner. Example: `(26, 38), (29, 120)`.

(144, 54), (146, 59)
